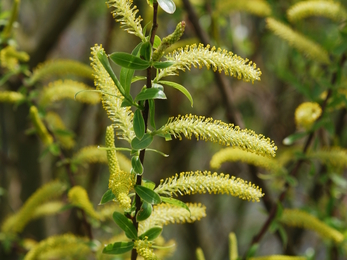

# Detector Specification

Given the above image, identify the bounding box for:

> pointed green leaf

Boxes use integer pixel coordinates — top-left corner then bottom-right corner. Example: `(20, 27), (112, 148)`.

(157, 0), (176, 14)
(135, 185), (161, 204)
(131, 156), (143, 174)
(153, 35), (162, 49)
(121, 99), (133, 107)
(133, 109), (145, 139)
(131, 133), (154, 150)
(110, 52), (150, 70)
(96, 51), (125, 96)
(131, 76), (147, 83)
(282, 132), (307, 145)
(120, 43), (142, 95)
(153, 61), (175, 69)
(112, 212), (138, 240)
(159, 80), (193, 107)
(143, 179), (156, 190)
(136, 201), (152, 222)
(149, 99), (156, 129)
(135, 88), (167, 102)
(103, 241), (134, 254)
(140, 42), (152, 61)
(99, 189), (116, 205)
(139, 227), (162, 241)
(160, 197), (190, 213)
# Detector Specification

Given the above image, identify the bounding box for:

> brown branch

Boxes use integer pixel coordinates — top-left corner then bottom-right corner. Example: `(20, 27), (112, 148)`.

(131, 3), (159, 260)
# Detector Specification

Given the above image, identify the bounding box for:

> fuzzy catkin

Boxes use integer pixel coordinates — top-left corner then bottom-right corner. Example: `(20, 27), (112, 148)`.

(266, 18), (330, 64)
(216, 0), (271, 17)
(68, 186), (102, 220)
(1, 181), (66, 233)
(39, 79), (100, 106)
(210, 147), (285, 175)
(155, 171), (264, 202)
(107, 0), (145, 41)
(281, 209), (344, 244)
(287, 0), (347, 22)
(158, 44), (262, 83)
(157, 114), (277, 157)
(28, 59), (94, 85)
(139, 203), (206, 234)
(90, 44), (135, 142)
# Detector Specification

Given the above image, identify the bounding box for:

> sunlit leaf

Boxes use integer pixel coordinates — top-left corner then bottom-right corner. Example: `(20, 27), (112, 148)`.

(134, 185), (161, 204)
(112, 212), (138, 240)
(103, 241), (134, 254)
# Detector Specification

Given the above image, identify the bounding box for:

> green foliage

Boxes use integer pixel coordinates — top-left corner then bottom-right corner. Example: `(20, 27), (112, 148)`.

(1, 0), (347, 259)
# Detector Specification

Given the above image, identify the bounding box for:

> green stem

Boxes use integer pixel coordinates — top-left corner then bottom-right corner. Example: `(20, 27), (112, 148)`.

(131, 3), (158, 260)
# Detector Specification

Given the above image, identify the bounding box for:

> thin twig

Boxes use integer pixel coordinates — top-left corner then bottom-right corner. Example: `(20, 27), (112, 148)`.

(131, 3), (159, 260)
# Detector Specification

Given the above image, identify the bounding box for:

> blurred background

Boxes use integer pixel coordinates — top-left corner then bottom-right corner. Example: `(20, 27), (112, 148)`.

(1, 0), (347, 259)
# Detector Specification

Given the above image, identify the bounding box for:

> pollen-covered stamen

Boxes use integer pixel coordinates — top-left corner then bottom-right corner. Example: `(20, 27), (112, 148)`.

(157, 44), (262, 83)
(156, 114), (277, 157)
(155, 171), (264, 202)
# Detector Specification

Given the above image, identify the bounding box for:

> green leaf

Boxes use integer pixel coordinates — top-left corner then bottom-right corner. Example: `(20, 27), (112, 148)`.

(157, 0), (176, 14)
(49, 143), (60, 156)
(133, 109), (145, 139)
(96, 51), (125, 96)
(153, 61), (175, 69)
(153, 35), (161, 49)
(140, 42), (152, 61)
(99, 189), (116, 205)
(110, 52), (150, 70)
(246, 243), (259, 258)
(149, 99), (156, 129)
(136, 201), (152, 221)
(160, 197), (190, 213)
(121, 99), (133, 107)
(131, 133), (154, 150)
(112, 212), (138, 240)
(135, 88), (167, 102)
(159, 80), (193, 107)
(277, 224), (288, 249)
(120, 43), (142, 95)
(143, 179), (156, 190)
(131, 156), (143, 175)
(282, 132), (307, 145)
(134, 185), (161, 204)
(131, 76), (147, 83)
(139, 227), (162, 241)
(103, 241), (134, 255)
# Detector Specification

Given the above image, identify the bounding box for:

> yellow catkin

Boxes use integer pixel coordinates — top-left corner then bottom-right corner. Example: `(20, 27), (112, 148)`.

(281, 209), (344, 244)
(31, 201), (65, 220)
(45, 111), (75, 149)
(0, 91), (25, 103)
(158, 44), (262, 83)
(287, 0), (347, 23)
(210, 147), (286, 175)
(27, 59), (94, 85)
(155, 171), (264, 202)
(106, 126), (133, 210)
(216, 0), (272, 17)
(266, 18), (330, 64)
(196, 248), (206, 260)
(90, 44), (135, 142)
(307, 147), (347, 168)
(250, 256), (306, 260)
(0, 45), (29, 71)
(39, 79), (100, 107)
(139, 203), (206, 234)
(157, 114), (277, 157)
(134, 239), (157, 260)
(29, 106), (53, 146)
(68, 186), (102, 220)
(24, 234), (91, 260)
(1, 180), (66, 233)
(229, 232), (238, 260)
(294, 102), (322, 130)
(107, 0), (145, 41)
